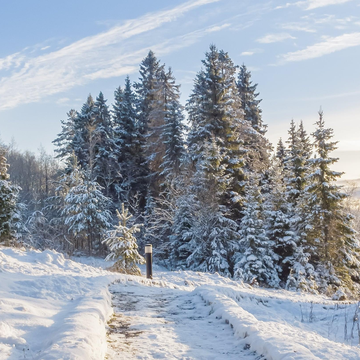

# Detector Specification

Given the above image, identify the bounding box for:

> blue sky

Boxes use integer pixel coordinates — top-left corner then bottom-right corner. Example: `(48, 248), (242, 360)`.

(0, 0), (359, 178)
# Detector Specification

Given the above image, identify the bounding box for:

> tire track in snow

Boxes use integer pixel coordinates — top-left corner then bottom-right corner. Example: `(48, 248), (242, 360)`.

(106, 283), (262, 360)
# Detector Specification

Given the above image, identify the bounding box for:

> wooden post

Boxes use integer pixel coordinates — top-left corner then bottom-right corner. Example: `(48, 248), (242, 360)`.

(145, 244), (153, 279)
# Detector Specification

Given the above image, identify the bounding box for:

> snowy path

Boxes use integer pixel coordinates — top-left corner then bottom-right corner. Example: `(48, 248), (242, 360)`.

(106, 283), (260, 360)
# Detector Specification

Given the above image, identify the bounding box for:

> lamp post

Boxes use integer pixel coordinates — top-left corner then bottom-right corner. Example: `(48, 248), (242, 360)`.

(145, 244), (152, 279)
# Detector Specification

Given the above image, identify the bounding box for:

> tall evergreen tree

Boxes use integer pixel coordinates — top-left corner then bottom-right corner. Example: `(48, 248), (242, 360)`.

(233, 177), (280, 287)
(237, 64), (265, 134)
(0, 147), (19, 244)
(265, 159), (297, 284)
(53, 109), (77, 166)
(284, 120), (312, 205)
(72, 95), (96, 169)
(186, 139), (238, 276)
(158, 68), (186, 183)
(237, 64), (271, 173)
(305, 111), (360, 291)
(187, 45), (246, 219)
(276, 138), (286, 166)
(92, 92), (116, 195)
(61, 158), (112, 253)
(135, 50), (162, 135)
(112, 77), (148, 209)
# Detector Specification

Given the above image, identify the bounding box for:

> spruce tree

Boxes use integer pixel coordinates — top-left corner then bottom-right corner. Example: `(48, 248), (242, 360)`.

(233, 177), (280, 287)
(92, 91), (116, 196)
(186, 45), (246, 219)
(276, 138), (286, 166)
(72, 95), (96, 169)
(237, 64), (271, 173)
(186, 139), (238, 276)
(135, 50), (162, 136)
(53, 109), (77, 166)
(265, 159), (297, 284)
(0, 147), (19, 244)
(158, 68), (186, 183)
(103, 203), (145, 275)
(237, 64), (265, 134)
(305, 111), (360, 292)
(61, 159), (112, 254)
(113, 78), (147, 207)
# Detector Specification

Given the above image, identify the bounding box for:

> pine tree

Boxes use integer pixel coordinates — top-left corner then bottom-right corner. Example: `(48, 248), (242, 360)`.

(186, 139), (238, 276)
(186, 45), (246, 219)
(72, 95), (96, 169)
(305, 111), (360, 292)
(282, 120), (315, 291)
(284, 120), (312, 205)
(112, 78), (147, 208)
(233, 177), (280, 287)
(237, 64), (271, 173)
(53, 109), (77, 166)
(135, 50), (162, 136)
(61, 159), (112, 254)
(265, 159), (297, 284)
(103, 203), (145, 275)
(169, 187), (196, 269)
(276, 138), (286, 166)
(237, 64), (265, 134)
(158, 68), (186, 183)
(0, 147), (19, 244)
(92, 91), (116, 196)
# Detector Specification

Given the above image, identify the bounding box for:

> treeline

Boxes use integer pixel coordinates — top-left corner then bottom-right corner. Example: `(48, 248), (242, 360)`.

(1, 45), (359, 297)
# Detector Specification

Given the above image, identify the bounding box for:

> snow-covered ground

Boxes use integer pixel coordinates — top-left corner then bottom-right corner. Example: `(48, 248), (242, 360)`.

(1, 246), (360, 360)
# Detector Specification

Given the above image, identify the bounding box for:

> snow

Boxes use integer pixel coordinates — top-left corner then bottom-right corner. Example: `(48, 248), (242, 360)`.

(0, 247), (116, 360)
(1, 246), (360, 359)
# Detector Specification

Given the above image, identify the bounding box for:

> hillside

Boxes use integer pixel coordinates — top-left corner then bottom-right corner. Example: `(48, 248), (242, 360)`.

(1, 247), (360, 360)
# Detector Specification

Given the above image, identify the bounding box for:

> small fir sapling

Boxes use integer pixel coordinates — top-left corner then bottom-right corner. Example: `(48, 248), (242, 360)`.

(103, 203), (145, 275)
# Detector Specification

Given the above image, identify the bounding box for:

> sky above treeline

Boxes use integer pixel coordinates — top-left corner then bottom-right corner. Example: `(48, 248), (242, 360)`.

(0, 0), (359, 179)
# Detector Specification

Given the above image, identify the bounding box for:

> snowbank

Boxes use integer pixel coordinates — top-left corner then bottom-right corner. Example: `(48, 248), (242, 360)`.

(0, 247), (115, 360)
(196, 286), (360, 360)
(1, 248), (360, 360)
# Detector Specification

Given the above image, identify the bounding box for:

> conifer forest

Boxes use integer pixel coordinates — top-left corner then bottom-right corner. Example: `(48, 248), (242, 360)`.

(1, 45), (360, 297)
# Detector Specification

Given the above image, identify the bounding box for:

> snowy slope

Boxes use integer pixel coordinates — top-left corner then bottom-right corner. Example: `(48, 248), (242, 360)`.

(0, 247), (116, 360)
(1, 247), (360, 360)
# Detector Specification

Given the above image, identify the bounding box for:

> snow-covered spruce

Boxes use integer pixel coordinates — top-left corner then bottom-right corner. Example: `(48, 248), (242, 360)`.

(103, 203), (145, 275)
(0, 146), (20, 245)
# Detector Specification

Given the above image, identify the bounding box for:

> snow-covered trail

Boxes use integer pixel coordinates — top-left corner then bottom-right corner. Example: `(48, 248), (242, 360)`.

(106, 283), (259, 360)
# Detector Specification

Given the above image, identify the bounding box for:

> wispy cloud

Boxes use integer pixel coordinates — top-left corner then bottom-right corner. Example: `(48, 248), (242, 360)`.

(276, 0), (353, 10)
(241, 51), (255, 56)
(240, 48), (263, 56)
(0, 52), (26, 71)
(0, 0), (221, 111)
(305, 0), (353, 10)
(205, 23), (231, 32)
(279, 32), (360, 62)
(257, 33), (296, 43)
(280, 23), (316, 33)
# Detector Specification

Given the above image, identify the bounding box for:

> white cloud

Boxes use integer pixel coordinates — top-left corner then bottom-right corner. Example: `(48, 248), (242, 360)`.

(240, 48), (263, 56)
(257, 33), (296, 43)
(280, 23), (316, 33)
(305, 0), (353, 10)
(205, 23), (231, 32)
(276, 0), (353, 10)
(0, 0), (221, 111)
(241, 51), (255, 56)
(279, 32), (360, 62)
(0, 52), (26, 71)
